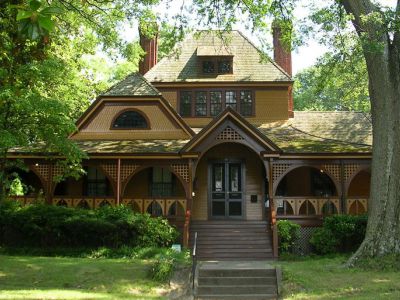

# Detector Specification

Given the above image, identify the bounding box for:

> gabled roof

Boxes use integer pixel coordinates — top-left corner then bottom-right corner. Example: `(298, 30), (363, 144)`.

(102, 73), (160, 96)
(145, 30), (292, 83)
(182, 107), (281, 153)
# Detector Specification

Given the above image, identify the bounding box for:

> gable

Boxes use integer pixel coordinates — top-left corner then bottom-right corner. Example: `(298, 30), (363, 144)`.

(70, 97), (194, 140)
(182, 107), (281, 154)
(145, 31), (291, 83)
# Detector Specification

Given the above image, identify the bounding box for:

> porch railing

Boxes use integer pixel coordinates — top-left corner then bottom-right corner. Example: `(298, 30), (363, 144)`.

(275, 196), (341, 216)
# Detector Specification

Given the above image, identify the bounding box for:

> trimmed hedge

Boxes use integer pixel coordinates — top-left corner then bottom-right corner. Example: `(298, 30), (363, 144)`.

(310, 214), (367, 254)
(0, 201), (178, 249)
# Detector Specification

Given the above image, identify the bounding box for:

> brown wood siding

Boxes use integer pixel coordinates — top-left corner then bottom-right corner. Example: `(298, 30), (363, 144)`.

(158, 88), (289, 128)
(72, 102), (189, 140)
(161, 91), (178, 110)
(192, 143), (264, 221)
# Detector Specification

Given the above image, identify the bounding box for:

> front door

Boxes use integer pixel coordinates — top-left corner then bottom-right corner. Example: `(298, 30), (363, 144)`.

(210, 161), (243, 218)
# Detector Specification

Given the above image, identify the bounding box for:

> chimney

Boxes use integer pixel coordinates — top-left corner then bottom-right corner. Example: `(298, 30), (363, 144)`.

(139, 24), (158, 75)
(273, 20), (294, 118)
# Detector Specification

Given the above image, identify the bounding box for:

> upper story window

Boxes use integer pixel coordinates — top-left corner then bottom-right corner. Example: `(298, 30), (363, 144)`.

(179, 89), (253, 117)
(112, 110), (149, 129)
(201, 57), (233, 75)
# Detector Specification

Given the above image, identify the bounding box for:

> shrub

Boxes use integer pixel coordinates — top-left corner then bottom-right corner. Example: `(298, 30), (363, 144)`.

(310, 215), (367, 254)
(277, 220), (300, 254)
(0, 203), (178, 249)
(148, 249), (189, 282)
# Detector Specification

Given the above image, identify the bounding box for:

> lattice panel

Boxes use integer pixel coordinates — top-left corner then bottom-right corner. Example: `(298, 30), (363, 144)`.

(344, 164), (361, 182)
(31, 164), (50, 182)
(171, 164), (190, 182)
(121, 163), (140, 183)
(293, 227), (318, 255)
(52, 165), (65, 181)
(272, 164), (292, 182)
(100, 163), (118, 182)
(322, 164), (341, 183)
(216, 126), (243, 141)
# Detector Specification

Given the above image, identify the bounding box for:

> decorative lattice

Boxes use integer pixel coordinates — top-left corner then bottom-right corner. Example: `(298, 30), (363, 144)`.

(121, 163), (140, 183)
(322, 164), (341, 183)
(344, 164), (361, 182)
(216, 126), (243, 141)
(52, 165), (65, 181)
(171, 163), (190, 182)
(347, 198), (368, 214)
(31, 164), (50, 182)
(272, 163), (292, 182)
(293, 227), (318, 255)
(100, 163), (118, 182)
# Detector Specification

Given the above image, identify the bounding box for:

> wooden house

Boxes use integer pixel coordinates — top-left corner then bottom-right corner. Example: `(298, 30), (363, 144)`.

(9, 29), (372, 259)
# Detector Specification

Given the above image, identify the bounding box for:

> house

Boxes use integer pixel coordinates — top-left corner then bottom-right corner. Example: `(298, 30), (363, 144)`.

(9, 28), (372, 259)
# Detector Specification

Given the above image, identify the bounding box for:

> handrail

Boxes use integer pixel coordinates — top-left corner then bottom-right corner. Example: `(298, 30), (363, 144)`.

(192, 231), (198, 290)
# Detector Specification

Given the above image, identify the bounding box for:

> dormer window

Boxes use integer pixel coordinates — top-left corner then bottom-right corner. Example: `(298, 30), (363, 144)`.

(112, 110), (149, 129)
(201, 57), (233, 75)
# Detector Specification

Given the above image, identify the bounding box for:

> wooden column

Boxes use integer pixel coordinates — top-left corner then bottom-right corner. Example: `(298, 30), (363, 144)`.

(340, 160), (346, 214)
(182, 159), (193, 248)
(116, 159), (121, 206)
(268, 158), (279, 258)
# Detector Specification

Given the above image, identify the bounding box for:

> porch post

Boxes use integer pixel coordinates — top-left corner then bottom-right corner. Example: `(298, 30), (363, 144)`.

(340, 160), (346, 214)
(116, 158), (121, 205)
(182, 159), (193, 248)
(46, 164), (53, 205)
(268, 158), (279, 258)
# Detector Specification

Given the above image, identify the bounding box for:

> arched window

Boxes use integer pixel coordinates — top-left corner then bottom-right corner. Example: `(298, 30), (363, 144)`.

(112, 110), (149, 129)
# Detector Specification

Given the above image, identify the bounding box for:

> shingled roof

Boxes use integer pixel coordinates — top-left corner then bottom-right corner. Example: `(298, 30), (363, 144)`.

(102, 73), (160, 96)
(144, 31), (291, 83)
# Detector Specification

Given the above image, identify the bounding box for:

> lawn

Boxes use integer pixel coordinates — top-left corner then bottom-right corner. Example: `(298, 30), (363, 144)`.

(0, 255), (167, 300)
(279, 255), (400, 300)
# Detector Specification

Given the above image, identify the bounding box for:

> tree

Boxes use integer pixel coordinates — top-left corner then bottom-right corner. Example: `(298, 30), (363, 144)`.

(294, 50), (370, 112)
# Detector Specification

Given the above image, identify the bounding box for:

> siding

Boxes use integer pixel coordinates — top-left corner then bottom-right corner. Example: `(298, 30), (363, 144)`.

(192, 143), (265, 221)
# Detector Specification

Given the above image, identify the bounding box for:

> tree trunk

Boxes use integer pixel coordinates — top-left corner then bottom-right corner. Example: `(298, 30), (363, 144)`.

(341, 0), (400, 265)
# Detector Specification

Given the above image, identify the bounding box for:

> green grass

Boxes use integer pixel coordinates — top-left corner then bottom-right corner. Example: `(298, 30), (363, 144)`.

(0, 255), (167, 299)
(278, 255), (400, 300)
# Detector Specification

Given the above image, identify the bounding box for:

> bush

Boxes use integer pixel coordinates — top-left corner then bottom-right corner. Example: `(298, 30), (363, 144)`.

(148, 249), (189, 282)
(0, 203), (178, 249)
(310, 215), (367, 254)
(277, 220), (300, 254)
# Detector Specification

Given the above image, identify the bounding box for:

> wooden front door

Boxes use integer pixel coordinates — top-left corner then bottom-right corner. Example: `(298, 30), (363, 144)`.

(209, 161), (244, 219)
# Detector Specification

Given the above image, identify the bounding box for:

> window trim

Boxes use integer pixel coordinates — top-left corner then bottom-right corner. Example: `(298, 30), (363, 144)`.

(110, 108), (151, 130)
(178, 89), (255, 118)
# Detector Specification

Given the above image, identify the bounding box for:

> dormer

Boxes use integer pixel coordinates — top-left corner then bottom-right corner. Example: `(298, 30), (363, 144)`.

(196, 46), (234, 76)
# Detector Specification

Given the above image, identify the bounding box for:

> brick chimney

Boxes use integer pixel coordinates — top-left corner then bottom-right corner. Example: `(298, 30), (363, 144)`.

(139, 25), (158, 75)
(273, 20), (294, 118)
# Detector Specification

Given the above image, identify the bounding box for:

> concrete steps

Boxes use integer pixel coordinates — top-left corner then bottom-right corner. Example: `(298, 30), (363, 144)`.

(195, 261), (279, 300)
(190, 220), (273, 260)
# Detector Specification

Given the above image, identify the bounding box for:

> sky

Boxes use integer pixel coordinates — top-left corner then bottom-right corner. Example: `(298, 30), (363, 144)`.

(114, 0), (395, 75)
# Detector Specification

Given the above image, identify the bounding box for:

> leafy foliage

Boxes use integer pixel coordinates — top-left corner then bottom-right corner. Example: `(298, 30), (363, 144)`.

(310, 215), (367, 254)
(277, 220), (300, 254)
(0, 202), (178, 248)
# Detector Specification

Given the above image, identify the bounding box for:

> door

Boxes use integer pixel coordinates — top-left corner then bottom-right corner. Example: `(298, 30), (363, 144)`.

(210, 161), (243, 218)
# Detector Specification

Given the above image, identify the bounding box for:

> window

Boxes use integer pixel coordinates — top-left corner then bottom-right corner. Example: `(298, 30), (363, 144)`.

(195, 91), (207, 116)
(202, 60), (215, 74)
(85, 167), (109, 196)
(217, 59), (232, 74)
(210, 91), (222, 116)
(201, 57), (233, 75)
(179, 91), (192, 117)
(179, 90), (254, 117)
(240, 90), (253, 116)
(112, 110), (148, 129)
(150, 167), (174, 197)
(225, 91), (237, 110)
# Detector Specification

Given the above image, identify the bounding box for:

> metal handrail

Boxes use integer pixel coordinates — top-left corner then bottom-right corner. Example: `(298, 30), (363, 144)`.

(192, 231), (198, 290)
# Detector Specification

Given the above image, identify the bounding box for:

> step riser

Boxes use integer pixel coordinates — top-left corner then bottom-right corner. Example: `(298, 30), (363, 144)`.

(199, 269), (276, 277)
(199, 277), (276, 285)
(197, 285), (276, 295)
(196, 295), (277, 300)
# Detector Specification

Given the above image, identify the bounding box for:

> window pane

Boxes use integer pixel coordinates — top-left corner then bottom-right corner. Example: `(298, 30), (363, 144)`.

(210, 91), (222, 116)
(218, 59), (232, 74)
(180, 91), (192, 117)
(212, 164), (225, 192)
(195, 91), (207, 116)
(112, 111), (147, 128)
(202, 61), (215, 73)
(225, 91), (237, 110)
(240, 90), (253, 116)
